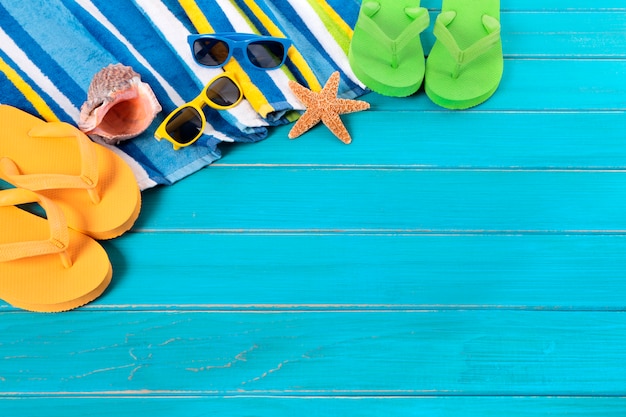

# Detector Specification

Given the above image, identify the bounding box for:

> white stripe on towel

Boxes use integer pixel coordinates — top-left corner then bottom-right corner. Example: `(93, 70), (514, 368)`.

(284, 0), (364, 88)
(132, 0), (222, 84)
(76, 0), (186, 107)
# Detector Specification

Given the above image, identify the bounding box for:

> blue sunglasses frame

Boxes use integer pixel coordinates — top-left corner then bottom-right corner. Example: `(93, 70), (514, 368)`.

(188, 33), (292, 70)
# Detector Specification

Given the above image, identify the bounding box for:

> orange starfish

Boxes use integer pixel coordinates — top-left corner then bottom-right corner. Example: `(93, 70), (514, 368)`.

(288, 71), (370, 144)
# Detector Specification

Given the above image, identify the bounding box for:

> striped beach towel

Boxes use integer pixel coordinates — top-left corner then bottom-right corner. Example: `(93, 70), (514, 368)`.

(0, 0), (365, 189)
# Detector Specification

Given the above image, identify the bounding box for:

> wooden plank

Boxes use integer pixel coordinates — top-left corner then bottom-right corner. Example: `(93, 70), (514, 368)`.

(499, 12), (626, 58)
(6, 233), (626, 310)
(6, 232), (626, 311)
(1, 311), (626, 394)
(217, 112), (626, 169)
(1, 397), (626, 417)
(135, 169), (626, 232)
(30, 234), (624, 310)
(362, 60), (626, 111)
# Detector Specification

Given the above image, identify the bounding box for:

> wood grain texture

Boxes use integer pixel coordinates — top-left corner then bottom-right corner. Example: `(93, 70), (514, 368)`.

(1, 233), (625, 311)
(215, 113), (626, 168)
(2, 311), (626, 394)
(2, 2), (625, 416)
(135, 169), (626, 232)
(100, 234), (626, 310)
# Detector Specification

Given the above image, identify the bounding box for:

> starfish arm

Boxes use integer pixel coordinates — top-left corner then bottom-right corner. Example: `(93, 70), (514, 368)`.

(332, 98), (371, 115)
(288, 110), (322, 139)
(289, 80), (316, 106)
(320, 71), (341, 98)
(322, 112), (352, 144)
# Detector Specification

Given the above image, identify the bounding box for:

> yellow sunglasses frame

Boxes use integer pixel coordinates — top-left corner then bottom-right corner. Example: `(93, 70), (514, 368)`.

(155, 72), (243, 150)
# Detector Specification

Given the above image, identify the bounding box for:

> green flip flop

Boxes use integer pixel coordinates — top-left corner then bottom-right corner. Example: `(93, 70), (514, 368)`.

(348, 0), (430, 97)
(425, 0), (503, 109)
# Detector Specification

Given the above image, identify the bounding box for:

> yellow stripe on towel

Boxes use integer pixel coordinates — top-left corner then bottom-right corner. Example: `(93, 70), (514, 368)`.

(178, 0), (215, 32)
(0, 57), (59, 122)
(307, 0), (353, 54)
(242, 0), (322, 92)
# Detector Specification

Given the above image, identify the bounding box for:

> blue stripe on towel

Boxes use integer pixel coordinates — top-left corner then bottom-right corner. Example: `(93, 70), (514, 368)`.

(0, 60), (41, 118)
(160, 0), (199, 34)
(191, 0), (237, 31)
(0, 2), (86, 119)
(325, 0), (361, 28)
(65, 0), (192, 112)
(0, 0), (114, 108)
(232, 0), (267, 35)
(0, 48), (75, 122)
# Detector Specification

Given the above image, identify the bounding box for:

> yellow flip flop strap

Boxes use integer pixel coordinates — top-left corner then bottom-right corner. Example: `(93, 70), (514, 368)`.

(0, 188), (72, 268)
(0, 122), (101, 204)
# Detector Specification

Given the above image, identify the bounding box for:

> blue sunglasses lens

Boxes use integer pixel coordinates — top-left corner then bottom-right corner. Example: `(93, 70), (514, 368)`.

(246, 40), (286, 69)
(193, 38), (230, 67)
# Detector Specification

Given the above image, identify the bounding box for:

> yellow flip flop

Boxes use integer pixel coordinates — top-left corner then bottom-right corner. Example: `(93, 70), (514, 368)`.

(0, 188), (112, 312)
(0, 105), (141, 240)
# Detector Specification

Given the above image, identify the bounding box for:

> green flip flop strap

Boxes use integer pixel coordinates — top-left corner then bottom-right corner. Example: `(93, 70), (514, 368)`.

(433, 11), (501, 78)
(356, 3), (430, 68)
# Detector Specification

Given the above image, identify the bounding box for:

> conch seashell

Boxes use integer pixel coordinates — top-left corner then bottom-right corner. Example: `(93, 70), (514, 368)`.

(79, 63), (162, 144)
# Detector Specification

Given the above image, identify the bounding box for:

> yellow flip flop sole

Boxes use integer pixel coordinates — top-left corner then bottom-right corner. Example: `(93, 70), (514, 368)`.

(0, 188), (112, 312)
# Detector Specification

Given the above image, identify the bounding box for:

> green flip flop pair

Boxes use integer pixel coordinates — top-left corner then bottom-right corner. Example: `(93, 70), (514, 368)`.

(349, 0), (503, 109)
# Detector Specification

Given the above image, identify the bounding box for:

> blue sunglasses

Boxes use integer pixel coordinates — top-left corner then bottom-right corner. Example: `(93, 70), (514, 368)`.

(188, 33), (292, 70)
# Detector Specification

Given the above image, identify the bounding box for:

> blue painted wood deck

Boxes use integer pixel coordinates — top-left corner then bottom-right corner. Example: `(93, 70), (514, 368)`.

(2, 1), (626, 415)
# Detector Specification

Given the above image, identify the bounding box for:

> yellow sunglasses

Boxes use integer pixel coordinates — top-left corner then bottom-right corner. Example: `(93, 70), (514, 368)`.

(155, 72), (243, 150)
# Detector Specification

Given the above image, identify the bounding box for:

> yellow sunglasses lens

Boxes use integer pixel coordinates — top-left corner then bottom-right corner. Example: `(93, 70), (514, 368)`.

(164, 106), (203, 146)
(205, 76), (242, 107)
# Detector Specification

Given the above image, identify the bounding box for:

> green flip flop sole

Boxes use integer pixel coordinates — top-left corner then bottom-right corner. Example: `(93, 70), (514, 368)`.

(348, 0), (429, 97)
(425, 0), (503, 109)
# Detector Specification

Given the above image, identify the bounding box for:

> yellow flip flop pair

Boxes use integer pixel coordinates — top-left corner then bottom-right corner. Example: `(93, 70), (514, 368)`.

(0, 105), (141, 312)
